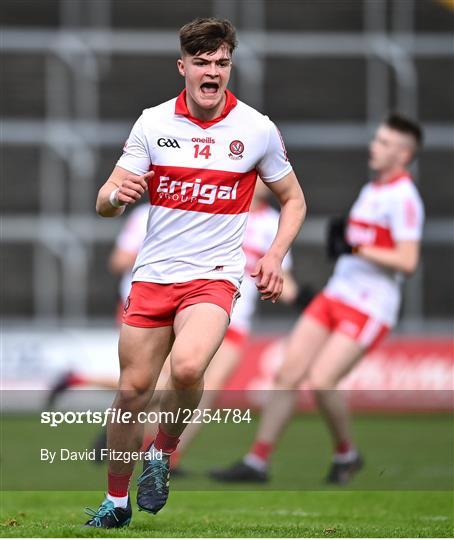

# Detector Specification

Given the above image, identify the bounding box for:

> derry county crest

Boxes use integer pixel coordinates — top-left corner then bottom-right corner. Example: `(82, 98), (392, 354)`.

(228, 140), (244, 160)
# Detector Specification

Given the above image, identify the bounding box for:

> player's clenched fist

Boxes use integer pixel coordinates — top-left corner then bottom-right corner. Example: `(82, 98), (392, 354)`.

(110, 171), (154, 208)
(251, 253), (284, 303)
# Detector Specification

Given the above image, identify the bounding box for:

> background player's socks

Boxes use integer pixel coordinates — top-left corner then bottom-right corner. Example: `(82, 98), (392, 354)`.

(333, 440), (359, 464)
(107, 470), (131, 508)
(244, 440), (273, 471)
(244, 453), (267, 472)
(209, 442), (271, 482)
(154, 425), (180, 454)
(336, 440), (352, 454)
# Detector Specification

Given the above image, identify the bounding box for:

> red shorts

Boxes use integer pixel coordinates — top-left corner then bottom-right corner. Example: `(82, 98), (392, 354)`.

(123, 279), (240, 328)
(304, 293), (390, 351)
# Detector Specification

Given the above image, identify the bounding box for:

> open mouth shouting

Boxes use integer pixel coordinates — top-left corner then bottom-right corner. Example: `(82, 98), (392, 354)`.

(200, 82), (220, 96)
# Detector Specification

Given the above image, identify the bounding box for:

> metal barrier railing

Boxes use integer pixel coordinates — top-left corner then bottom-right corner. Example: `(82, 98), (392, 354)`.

(2, 0), (453, 322)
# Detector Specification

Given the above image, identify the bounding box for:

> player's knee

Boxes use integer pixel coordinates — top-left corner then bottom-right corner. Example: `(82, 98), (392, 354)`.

(116, 381), (152, 411)
(273, 353), (308, 390)
(171, 343), (207, 387)
(171, 361), (204, 387)
(273, 367), (301, 390)
(309, 371), (337, 391)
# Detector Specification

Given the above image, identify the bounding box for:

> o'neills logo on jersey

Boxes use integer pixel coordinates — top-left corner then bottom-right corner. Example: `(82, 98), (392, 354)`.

(191, 137), (215, 144)
(157, 176), (239, 205)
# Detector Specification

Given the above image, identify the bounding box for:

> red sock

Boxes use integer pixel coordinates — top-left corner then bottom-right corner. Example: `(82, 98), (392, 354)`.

(107, 470), (131, 498)
(154, 425), (180, 454)
(250, 440), (273, 462)
(335, 440), (353, 455)
(67, 373), (88, 386)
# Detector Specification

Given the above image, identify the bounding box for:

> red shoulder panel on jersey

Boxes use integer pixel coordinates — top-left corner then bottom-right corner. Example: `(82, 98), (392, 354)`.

(148, 165), (257, 215)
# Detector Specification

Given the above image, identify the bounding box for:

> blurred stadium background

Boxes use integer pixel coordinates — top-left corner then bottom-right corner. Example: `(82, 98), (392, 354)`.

(2, 0), (453, 394)
(1, 2), (454, 536)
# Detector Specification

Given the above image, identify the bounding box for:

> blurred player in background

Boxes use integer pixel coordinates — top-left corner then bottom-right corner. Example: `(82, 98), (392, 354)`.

(85, 17), (306, 529)
(211, 113), (424, 485)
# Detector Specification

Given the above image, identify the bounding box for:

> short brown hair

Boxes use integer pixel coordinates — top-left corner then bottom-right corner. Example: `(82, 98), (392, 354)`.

(386, 113), (423, 150)
(179, 17), (237, 56)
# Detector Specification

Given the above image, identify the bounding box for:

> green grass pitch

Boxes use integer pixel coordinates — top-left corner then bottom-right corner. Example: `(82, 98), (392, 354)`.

(1, 414), (453, 537)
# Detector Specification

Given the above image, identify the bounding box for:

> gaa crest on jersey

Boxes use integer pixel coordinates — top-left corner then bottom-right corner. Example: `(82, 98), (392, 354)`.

(157, 138), (181, 149)
(228, 140), (244, 160)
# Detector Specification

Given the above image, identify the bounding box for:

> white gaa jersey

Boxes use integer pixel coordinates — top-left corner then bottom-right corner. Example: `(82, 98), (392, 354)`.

(325, 171), (424, 326)
(116, 90), (292, 288)
(231, 204), (292, 333)
(115, 204), (149, 302)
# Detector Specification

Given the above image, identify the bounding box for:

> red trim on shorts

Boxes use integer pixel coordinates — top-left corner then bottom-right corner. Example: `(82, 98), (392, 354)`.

(304, 293), (390, 352)
(123, 279), (239, 328)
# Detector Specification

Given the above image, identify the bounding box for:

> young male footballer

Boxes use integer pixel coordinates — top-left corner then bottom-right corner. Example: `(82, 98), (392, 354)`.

(85, 17), (306, 528)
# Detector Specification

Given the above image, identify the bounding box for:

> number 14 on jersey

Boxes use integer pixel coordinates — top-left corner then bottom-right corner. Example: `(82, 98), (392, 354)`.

(194, 144), (212, 159)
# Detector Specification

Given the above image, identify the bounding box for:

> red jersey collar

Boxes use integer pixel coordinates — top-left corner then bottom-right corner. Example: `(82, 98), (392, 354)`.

(175, 89), (238, 129)
(373, 169), (411, 187)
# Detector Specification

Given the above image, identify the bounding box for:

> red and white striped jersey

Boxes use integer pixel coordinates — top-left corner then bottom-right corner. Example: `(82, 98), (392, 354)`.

(231, 204), (292, 333)
(117, 90), (292, 288)
(325, 171), (424, 326)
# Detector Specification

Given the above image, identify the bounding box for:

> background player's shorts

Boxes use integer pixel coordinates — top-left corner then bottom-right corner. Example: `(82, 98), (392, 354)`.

(304, 292), (389, 351)
(123, 279), (240, 328)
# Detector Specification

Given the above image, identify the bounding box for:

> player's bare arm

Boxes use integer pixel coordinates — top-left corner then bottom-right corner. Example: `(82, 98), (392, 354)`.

(109, 248), (138, 275)
(96, 166), (153, 217)
(251, 171), (306, 302)
(357, 240), (420, 274)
